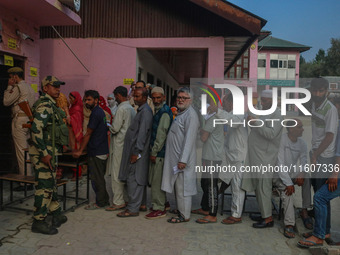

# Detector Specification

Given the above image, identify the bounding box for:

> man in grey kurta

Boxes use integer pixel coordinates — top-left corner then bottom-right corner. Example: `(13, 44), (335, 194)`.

(162, 87), (200, 222)
(117, 88), (153, 217)
(106, 86), (136, 211)
(241, 89), (283, 228)
(145, 87), (172, 219)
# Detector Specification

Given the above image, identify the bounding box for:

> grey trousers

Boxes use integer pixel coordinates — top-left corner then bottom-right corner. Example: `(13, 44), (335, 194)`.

(175, 172), (192, 220)
(126, 165), (145, 213)
(273, 177), (312, 226)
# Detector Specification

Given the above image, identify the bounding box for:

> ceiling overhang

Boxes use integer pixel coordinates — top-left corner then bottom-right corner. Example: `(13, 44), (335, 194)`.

(0, 0), (81, 26)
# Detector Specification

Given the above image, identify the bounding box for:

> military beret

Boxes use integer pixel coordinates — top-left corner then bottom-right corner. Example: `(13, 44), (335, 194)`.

(8, 67), (24, 74)
(41, 75), (65, 88)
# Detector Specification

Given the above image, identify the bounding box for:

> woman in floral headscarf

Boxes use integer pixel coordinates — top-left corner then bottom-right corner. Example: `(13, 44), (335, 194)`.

(69, 91), (84, 149)
(99, 95), (112, 124)
(69, 91), (84, 180)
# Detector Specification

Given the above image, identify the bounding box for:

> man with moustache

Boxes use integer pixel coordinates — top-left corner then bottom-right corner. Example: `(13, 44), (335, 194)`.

(117, 88), (153, 217)
(162, 87), (200, 223)
(105, 86), (136, 211)
(29, 76), (68, 234)
(300, 77), (338, 244)
(73, 90), (110, 210)
(145, 87), (172, 219)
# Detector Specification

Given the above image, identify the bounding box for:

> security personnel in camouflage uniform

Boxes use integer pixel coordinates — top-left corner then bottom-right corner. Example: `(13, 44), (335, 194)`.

(3, 67), (35, 182)
(29, 76), (68, 235)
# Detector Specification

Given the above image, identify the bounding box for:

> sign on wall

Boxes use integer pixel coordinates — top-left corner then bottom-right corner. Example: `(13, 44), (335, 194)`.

(123, 78), (134, 85)
(4, 55), (13, 66)
(30, 67), (38, 77)
(31, 84), (38, 93)
(8, 38), (17, 49)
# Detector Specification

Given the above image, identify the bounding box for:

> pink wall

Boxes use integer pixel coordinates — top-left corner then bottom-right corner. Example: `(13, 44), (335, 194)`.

(0, 7), (40, 87)
(39, 37), (225, 98)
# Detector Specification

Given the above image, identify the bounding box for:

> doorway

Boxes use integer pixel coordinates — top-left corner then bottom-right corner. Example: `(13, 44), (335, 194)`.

(0, 52), (25, 173)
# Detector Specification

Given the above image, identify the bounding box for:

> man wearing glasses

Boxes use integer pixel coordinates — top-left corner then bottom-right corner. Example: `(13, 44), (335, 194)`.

(162, 87), (200, 223)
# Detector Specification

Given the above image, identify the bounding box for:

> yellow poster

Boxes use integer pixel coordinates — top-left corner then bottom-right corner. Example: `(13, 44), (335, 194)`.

(123, 78), (134, 85)
(30, 67), (38, 77)
(4, 55), (14, 66)
(8, 38), (17, 49)
(31, 84), (38, 93)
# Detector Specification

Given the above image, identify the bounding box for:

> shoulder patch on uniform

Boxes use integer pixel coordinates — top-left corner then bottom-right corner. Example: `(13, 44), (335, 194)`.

(40, 113), (47, 119)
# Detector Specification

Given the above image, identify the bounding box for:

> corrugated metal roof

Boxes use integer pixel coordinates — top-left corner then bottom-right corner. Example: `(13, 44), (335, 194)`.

(258, 36), (311, 52)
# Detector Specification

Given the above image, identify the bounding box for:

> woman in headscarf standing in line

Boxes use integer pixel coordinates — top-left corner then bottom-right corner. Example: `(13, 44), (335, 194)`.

(69, 91), (84, 180)
(107, 93), (118, 119)
(99, 96), (113, 124)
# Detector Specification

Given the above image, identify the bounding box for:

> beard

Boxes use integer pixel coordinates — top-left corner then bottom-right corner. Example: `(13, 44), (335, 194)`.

(312, 95), (326, 104)
(86, 103), (95, 110)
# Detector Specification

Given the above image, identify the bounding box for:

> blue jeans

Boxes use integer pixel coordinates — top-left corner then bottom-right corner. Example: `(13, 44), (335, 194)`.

(310, 153), (335, 235)
(313, 179), (340, 239)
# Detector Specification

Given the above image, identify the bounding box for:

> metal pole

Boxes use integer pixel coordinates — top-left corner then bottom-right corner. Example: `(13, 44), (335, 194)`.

(51, 26), (90, 73)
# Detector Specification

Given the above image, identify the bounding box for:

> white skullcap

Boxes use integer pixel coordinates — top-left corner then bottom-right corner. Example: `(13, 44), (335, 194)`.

(151, 86), (164, 95)
(261, 89), (273, 98)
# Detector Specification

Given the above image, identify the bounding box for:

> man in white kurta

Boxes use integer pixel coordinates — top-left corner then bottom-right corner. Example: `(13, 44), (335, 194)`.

(274, 118), (311, 238)
(212, 93), (248, 224)
(106, 86), (136, 210)
(241, 90), (283, 228)
(162, 87), (200, 222)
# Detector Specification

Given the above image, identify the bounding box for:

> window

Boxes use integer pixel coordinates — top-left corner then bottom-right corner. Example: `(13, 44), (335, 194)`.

(147, 72), (154, 84)
(269, 54), (296, 80)
(258, 59), (266, 68)
(226, 49), (250, 79)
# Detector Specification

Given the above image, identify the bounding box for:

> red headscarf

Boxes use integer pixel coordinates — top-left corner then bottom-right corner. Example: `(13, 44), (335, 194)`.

(69, 91), (84, 144)
(99, 96), (112, 123)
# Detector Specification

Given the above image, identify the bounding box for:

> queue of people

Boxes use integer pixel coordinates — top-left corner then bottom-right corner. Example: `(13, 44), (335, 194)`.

(3, 68), (340, 250)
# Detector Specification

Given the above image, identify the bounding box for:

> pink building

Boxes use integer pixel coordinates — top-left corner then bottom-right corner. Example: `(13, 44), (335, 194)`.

(0, 0), (267, 172)
(225, 33), (311, 98)
(0, 0), (80, 172)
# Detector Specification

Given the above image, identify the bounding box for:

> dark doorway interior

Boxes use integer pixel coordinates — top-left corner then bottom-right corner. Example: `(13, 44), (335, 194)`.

(0, 53), (25, 174)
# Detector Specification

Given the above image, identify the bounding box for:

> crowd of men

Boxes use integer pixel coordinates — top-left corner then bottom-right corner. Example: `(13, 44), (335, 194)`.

(3, 67), (340, 249)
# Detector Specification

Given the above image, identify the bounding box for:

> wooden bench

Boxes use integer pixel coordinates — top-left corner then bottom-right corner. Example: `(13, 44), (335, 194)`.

(0, 174), (68, 213)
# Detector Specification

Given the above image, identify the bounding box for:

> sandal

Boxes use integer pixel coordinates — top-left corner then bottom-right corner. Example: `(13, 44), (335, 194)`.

(139, 205), (147, 212)
(167, 215), (190, 224)
(117, 209), (139, 217)
(169, 209), (179, 214)
(191, 208), (209, 216)
(196, 217), (217, 224)
(221, 216), (242, 225)
(302, 232), (334, 244)
(301, 215), (313, 230)
(284, 226), (295, 238)
(84, 203), (102, 210)
(297, 238), (323, 248)
(105, 204), (126, 211)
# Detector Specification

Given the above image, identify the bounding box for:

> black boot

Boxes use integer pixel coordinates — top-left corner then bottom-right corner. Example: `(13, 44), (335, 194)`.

(31, 220), (58, 235)
(52, 214), (68, 228)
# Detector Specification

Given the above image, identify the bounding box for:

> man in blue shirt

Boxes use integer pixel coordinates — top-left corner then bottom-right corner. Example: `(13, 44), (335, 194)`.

(73, 90), (109, 209)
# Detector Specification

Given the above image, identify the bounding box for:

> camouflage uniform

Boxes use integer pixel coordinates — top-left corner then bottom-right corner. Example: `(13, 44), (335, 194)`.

(29, 92), (65, 220)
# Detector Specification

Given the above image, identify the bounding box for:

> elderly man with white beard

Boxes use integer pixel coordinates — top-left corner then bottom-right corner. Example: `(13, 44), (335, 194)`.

(161, 87), (200, 223)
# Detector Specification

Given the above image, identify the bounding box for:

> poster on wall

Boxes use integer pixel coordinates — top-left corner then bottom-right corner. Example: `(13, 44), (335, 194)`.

(31, 84), (38, 93)
(4, 55), (14, 66)
(123, 78), (134, 85)
(30, 67), (38, 77)
(7, 38), (17, 49)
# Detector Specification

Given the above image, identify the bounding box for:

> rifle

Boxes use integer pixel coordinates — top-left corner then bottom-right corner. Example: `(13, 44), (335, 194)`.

(18, 100), (33, 128)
